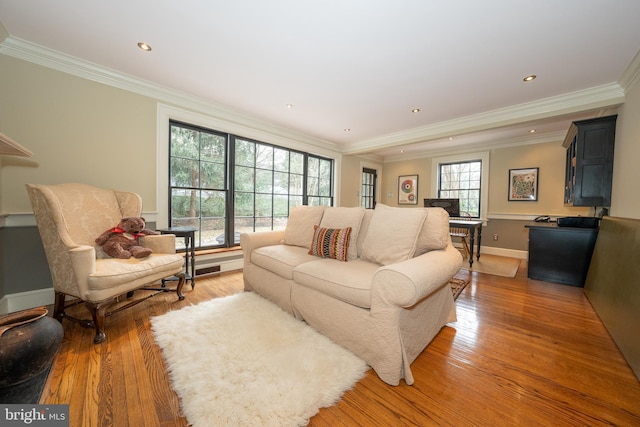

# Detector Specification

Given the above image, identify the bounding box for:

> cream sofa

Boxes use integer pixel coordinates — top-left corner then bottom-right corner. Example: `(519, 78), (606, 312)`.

(241, 204), (463, 386)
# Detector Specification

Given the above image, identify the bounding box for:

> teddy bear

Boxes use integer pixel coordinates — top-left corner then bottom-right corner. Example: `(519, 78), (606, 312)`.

(95, 217), (159, 259)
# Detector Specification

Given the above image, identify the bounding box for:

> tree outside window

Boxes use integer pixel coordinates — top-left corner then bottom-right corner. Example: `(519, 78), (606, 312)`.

(169, 121), (334, 249)
(438, 160), (482, 217)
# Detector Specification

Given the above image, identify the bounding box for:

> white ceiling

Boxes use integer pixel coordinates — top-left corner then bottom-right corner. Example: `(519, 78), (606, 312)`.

(1, 0), (640, 158)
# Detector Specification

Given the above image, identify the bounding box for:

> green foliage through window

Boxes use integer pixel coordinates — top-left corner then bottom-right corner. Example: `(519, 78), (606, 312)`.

(169, 121), (334, 249)
(438, 161), (482, 218)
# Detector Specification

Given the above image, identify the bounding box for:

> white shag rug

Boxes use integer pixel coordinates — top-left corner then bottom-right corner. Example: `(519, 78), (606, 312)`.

(151, 292), (368, 427)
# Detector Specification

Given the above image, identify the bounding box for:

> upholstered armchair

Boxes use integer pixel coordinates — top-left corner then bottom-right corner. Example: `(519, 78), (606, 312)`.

(26, 183), (186, 343)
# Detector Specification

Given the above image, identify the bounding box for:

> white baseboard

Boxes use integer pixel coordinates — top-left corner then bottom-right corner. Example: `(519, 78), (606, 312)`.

(0, 287), (55, 315)
(453, 243), (528, 260)
(480, 246), (528, 259)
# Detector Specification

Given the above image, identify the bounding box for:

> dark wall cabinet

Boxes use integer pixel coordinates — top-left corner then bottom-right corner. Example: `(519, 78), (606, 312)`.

(563, 115), (617, 207)
(526, 224), (598, 287)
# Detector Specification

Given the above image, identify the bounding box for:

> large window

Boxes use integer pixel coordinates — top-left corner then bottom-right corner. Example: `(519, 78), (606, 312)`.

(432, 151), (489, 220)
(169, 121), (334, 249)
(438, 160), (482, 217)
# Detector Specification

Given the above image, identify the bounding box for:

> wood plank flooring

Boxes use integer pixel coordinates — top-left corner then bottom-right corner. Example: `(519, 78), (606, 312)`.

(39, 261), (640, 426)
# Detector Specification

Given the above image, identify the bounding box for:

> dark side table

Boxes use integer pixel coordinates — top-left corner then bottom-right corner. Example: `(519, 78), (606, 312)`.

(157, 227), (196, 288)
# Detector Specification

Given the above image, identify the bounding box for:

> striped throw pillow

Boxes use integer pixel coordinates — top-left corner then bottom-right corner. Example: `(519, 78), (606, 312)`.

(308, 226), (352, 262)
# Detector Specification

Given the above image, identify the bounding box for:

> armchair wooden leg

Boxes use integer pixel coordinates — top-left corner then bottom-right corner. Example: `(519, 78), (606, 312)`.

(53, 292), (66, 322)
(176, 273), (186, 301)
(85, 301), (107, 344)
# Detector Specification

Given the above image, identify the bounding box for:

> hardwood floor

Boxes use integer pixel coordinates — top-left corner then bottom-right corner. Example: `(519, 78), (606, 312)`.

(40, 262), (640, 426)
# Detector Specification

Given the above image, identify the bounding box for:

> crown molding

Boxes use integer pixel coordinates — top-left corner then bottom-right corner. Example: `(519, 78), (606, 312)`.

(383, 130), (567, 163)
(619, 48), (640, 92)
(343, 83), (625, 156)
(0, 36), (341, 155)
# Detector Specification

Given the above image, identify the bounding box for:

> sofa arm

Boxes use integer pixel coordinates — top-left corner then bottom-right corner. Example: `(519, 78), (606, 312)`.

(371, 244), (463, 308)
(240, 230), (286, 258)
(69, 245), (97, 298)
(140, 234), (177, 254)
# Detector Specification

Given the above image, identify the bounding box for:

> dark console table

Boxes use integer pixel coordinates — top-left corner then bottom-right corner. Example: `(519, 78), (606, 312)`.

(525, 223), (598, 287)
(157, 227), (196, 288)
(449, 219), (483, 268)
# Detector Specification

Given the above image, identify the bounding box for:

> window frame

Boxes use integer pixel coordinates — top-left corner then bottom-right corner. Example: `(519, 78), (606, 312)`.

(431, 151), (490, 221)
(167, 119), (336, 250)
(361, 167), (377, 209)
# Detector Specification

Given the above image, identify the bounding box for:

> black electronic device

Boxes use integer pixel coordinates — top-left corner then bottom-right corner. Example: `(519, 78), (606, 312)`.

(424, 198), (460, 217)
(556, 216), (600, 228)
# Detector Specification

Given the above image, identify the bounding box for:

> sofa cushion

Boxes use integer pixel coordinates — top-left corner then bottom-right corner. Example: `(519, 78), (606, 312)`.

(283, 205), (326, 249)
(356, 209), (374, 256)
(414, 207), (451, 256)
(308, 226), (352, 262)
(319, 207), (365, 260)
(293, 258), (379, 309)
(360, 204), (427, 265)
(252, 244), (317, 280)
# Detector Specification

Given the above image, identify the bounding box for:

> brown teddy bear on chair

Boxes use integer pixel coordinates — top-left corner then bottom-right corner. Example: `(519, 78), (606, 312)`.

(95, 217), (158, 259)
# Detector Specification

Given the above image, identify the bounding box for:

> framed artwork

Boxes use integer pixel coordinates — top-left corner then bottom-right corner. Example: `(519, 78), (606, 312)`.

(509, 167), (539, 201)
(398, 175), (418, 205)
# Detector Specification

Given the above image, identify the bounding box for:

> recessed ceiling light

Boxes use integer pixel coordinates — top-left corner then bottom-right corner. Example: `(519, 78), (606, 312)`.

(286, 104), (293, 109)
(411, 108), (420, 113)
(400, 150), (405, 153)
(523, 75), (536, 82)
(137, 42), (152, 51)
(344, 128), (351, 132)
(449, 137), (454, 141)
(529, 129), (536, 133)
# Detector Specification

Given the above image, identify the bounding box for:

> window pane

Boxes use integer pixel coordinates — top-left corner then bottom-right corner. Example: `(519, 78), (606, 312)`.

(319, 178), (331, 197)
(255, 169), (273, 192)
(170, 127), (198, 159)
(202, 216), (224, 247)
(200, 133), (225, 163)
(171, 188), (199, 219)
(290, 152), (304, 175)
(200, 161), (225, 189)
(255, 217), (273, 232)
(235, 166), (255, 192)
(289, 174), (303, 195)
(319, 159), (331, 178)
(170, 158), (198, 187)
(234, 192), (254, 216)
(235, 139), (255, 166)
(274, 172), (289, 194)
(307, 177), (318, 195)
(235, 216), (254, 235)
(256, 144), (273, 169)
(255, 193), (272, 217)
(308, 157), (319, 177)
(274, 148), (289, 172)
(273, 194), (289, 216)
(200, 190), (225, 217)
(289, 195), (303, 207)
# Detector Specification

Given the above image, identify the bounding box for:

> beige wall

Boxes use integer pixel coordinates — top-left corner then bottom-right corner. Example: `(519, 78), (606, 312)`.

(339, 155), (383, 207)
(489, 142), (592, 217)
(0, 55), (158, 213)
(611, 78), (640, 219)
(380, 158), (432, 207)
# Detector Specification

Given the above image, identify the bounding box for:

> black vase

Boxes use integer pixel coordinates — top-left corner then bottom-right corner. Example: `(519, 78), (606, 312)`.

(0, 307), (64, 404)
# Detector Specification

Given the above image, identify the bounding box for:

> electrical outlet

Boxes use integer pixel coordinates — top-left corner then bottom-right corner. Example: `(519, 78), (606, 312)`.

(493, 234), (499, 241)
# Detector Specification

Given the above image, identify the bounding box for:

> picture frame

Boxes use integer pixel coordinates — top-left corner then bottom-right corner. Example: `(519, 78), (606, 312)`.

(508, 167), (539, 201)
(398, 175), (418, 205)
